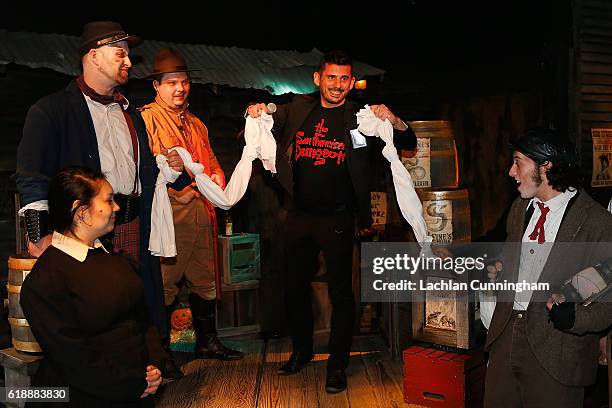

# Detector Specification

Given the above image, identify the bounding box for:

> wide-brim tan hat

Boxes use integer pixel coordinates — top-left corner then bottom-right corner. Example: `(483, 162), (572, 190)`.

(141, 47), (200, 79)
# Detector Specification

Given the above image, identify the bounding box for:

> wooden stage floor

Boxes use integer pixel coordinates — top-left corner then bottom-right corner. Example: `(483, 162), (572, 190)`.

(155, 335), (427, 408)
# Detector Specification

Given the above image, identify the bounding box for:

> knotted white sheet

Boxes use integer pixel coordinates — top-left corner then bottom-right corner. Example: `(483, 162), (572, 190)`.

(356, 105), (433, 248)
(150, 155), (181, 257)
(150, 113), (276, 257)
(246, 112), (276, 173)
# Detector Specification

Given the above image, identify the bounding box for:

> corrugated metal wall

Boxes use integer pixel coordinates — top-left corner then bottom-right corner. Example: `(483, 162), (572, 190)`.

(0, 30), (385, 95)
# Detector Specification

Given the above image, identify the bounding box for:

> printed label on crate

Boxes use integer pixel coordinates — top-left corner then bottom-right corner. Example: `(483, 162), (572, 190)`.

(425, 276), (457, 332)
(401, 137), (431, 188)
(370, 191), (387, 226)
(422, 199), (453, 244)
(591, 128), (612, 187)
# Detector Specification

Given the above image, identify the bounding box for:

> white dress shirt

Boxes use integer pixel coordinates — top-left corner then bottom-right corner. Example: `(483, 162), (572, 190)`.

(514, 189), (578, 310)
(84, 94), (141, 195)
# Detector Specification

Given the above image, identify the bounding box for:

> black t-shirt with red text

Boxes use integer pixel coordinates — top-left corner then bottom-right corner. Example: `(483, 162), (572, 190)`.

(292, 105), (354, 213)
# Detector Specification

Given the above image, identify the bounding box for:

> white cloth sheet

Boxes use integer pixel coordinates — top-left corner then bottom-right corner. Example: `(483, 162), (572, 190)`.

(356, 105), (432, 248)
(149, 113), (276, 257)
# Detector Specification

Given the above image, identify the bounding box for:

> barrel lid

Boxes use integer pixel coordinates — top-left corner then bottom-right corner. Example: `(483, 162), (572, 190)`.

(417, 188), (469, 200)
(8, 255), (37, 270)
(408, 120), (453, 130)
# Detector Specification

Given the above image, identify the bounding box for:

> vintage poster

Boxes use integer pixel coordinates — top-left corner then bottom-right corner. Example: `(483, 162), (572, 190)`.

(370, 191), (387, 227)
(422, 199), (453, 244)
(401, 137), (431, 188)
(424, 276), (457, 332)
(591, 128), (612, 187)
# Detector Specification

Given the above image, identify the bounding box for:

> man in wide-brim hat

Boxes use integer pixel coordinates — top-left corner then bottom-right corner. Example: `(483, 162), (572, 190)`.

(140, 48), (244, 362)
(15, 21), (192, 388)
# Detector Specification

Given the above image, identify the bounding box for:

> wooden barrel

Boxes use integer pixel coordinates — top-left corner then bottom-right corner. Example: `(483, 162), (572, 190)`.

(402, 121), (459, 189)
(7, 255), (42, 353)
(417, 189), (471, 243)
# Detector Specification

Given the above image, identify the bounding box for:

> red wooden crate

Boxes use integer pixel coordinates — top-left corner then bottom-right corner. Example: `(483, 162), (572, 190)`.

(403, 346), (486, 408)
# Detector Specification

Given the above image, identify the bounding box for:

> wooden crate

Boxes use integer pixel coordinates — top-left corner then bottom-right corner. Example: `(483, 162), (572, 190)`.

(216, 280), (260, 337)
(411, 266), (480, 350)
(0, 348), (43, 407)
(218, 233), (261, 284)
(403, 345), (486, 408)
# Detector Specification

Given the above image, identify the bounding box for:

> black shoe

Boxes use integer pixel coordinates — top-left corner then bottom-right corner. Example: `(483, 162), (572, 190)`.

(325, 368), (347, 393)
(260, 329), (283, 340)
(161, 356), (184, 380)
(195, 335), (244, 360)
(277, 351), (313, 375)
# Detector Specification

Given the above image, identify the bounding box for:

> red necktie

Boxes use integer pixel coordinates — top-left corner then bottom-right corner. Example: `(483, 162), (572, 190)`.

(528, 202), (550, 244)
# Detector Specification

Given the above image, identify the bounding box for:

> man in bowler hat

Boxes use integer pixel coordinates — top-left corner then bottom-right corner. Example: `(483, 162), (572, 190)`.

(14, 21), (189, 379)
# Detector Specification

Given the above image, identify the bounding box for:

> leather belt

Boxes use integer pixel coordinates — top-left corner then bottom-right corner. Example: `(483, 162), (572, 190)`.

(114, 194), (140, 225)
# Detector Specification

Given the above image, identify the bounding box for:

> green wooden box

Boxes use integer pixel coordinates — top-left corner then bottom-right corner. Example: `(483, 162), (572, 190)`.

(218, 233), (261, 284)
(216, 280), (260, 337)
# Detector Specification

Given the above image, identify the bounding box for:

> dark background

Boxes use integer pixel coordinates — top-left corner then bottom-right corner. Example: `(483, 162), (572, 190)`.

(1, 1), (570, 90)
(0, 0), (577, 248)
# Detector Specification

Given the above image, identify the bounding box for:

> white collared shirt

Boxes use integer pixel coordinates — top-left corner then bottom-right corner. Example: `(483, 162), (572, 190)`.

(514, 189), (578, 310)
(19, 93), (142, 215)
(51, 231), (108, 262)
(83, 94), (141, 195)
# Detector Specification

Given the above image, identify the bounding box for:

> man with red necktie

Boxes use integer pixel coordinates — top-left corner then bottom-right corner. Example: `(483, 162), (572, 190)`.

(483, 128), (612, 407)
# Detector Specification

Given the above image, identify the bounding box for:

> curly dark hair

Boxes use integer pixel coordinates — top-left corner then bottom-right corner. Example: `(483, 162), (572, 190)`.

(541, 158), (583, 192)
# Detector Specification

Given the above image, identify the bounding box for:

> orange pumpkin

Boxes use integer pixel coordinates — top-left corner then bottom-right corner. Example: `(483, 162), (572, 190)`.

(171, 308), (193, 331)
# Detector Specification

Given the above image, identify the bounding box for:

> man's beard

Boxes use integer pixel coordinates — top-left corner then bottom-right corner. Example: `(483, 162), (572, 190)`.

(323, 88), (346, 105)
(98, 64), (128, 87)
(115, 71), (129, 85)
(531, 167), (543, 187)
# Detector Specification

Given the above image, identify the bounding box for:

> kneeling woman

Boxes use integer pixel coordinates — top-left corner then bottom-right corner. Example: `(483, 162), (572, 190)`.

(21, 167), (164, 407)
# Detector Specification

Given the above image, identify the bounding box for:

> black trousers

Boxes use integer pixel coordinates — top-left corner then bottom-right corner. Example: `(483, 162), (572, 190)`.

(284, 209), (355, 370)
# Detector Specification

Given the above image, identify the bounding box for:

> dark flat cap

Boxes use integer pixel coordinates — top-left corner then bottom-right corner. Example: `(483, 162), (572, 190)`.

(79, 21), (142, 56)
(509, 128), (578, 167)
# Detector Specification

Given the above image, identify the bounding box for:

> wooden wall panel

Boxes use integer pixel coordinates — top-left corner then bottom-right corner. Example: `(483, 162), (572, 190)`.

(442, 92), (543, 239)
(573, 0), (612, 203)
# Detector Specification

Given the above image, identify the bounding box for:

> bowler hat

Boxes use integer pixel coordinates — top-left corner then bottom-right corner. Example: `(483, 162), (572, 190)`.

(509, 128), (578, 167)
(142, 48), (199, 79)
(79, 21), (142, 56)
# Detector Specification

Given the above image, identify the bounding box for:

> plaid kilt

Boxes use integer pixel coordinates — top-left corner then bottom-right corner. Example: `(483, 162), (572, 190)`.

(113, 217), (140, 262)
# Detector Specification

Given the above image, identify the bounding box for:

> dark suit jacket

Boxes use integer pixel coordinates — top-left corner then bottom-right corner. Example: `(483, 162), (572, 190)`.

(14, 80), (187, 338)
(485, 190), (612, 386)
(271, 94), (416, 228)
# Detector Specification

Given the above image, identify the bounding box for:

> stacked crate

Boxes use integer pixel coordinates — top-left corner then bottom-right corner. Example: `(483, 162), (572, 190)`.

(216, 233), (261, 337)
(403, 345), (486, 408)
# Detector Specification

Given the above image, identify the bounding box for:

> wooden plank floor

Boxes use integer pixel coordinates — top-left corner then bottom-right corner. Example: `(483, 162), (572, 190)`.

(154, 335), (427, 408)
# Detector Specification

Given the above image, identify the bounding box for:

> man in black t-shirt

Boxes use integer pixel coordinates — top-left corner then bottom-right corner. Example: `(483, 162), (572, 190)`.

(247, 50), (416, 393)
